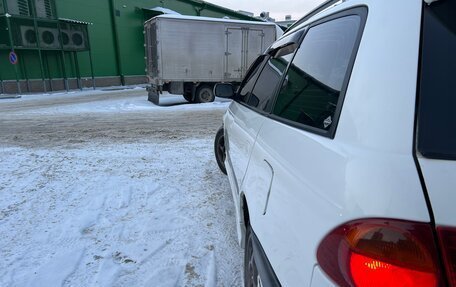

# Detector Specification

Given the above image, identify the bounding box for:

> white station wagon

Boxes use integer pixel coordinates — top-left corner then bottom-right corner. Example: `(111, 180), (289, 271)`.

(213, 0), (456, 286)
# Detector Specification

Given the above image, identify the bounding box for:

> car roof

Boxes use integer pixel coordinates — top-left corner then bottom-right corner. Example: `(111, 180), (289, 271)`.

(284, 0), (346, 34)
(285, 0), (443, 36)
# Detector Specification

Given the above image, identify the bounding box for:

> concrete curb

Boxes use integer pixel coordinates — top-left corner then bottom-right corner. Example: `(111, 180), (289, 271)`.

(0, 95), (22, 100)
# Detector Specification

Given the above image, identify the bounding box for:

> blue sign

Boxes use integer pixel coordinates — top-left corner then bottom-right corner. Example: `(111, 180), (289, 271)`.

(9, 51), (18, 65)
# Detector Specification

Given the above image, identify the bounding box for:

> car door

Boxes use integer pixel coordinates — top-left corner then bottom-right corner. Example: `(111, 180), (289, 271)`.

(224, 31), (303, 195)
(234, 42), (299, 221)
(224, 55), (269, 194)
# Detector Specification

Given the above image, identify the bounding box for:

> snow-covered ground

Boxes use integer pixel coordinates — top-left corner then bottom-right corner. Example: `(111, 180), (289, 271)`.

(0, 88), (242, 287)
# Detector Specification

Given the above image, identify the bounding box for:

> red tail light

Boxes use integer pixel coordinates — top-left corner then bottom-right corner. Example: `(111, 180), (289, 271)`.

(317, 219), (444, 287)
(437, 227), (456, 287)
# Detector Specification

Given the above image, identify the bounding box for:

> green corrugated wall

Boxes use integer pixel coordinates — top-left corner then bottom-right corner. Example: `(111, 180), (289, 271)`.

(0, 0), (257, 82)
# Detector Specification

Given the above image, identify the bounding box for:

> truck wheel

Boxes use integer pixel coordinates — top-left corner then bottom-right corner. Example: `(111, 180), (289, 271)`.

(214, 127), (227, 175)
(196, 85), (215, 103)
(183, 93), (193, 102)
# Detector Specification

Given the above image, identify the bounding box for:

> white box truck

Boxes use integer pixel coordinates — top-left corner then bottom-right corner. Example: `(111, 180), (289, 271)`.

(144, 14), (281, 104)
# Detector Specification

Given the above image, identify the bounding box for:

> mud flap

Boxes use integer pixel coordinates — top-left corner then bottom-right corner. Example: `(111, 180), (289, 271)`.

(147, 86), (160, 105)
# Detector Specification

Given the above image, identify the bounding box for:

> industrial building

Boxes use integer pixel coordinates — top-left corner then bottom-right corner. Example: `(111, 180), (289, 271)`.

(0, 0), (259, 94)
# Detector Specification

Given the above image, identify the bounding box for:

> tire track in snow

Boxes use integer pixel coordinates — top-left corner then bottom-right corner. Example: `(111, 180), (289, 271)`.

(25, 248), (85, 287)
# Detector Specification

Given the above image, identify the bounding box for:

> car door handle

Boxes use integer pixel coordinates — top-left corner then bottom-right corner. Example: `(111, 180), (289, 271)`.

(263, 159), (274, 215)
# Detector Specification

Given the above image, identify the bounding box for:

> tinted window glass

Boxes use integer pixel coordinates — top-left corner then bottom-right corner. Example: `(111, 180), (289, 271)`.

(238, 55), (267, 102)
(273, 15), (360, 131)
(418, 1), (456, 160)
(246, 44), (297, 112)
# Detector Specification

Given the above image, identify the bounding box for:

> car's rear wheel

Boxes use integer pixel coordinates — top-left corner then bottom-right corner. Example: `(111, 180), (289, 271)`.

(214, 127), (227, 175)
(244, 225), (260, 287)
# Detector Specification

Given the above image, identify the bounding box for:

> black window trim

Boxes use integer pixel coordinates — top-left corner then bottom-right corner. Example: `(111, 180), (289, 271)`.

(267, 27), (306, 53)
(241, 54), (272, 112)
(268, 6), (368, 139)
(235, 54), (268, 101)
(235, 28), (307, 116)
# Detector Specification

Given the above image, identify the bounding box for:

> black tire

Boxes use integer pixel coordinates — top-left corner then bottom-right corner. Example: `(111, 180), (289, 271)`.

(244, 225), (260, 287)
(195, 84), (215, 103)
(214, 127), (227, 175)
(183, 92), (193, 102)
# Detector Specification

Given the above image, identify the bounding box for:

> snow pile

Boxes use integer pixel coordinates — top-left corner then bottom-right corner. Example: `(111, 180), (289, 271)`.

(148, 7), (181, 15)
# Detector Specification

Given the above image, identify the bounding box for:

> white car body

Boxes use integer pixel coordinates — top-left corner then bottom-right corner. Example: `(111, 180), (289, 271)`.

(218, 0), (456, 286)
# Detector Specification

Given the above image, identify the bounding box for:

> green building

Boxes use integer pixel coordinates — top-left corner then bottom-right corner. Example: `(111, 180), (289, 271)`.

(0, 0), (258, 94)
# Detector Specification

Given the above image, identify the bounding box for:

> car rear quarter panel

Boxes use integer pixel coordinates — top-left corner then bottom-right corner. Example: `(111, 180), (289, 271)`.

(418, 158), (456, 227)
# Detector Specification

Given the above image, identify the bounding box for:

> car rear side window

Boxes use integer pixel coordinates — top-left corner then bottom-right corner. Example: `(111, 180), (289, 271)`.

(238, 55), (268, 102)
(246, 44), (297, 112)
(417, 1), (456, 160)
(272, 15), (361, 134)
